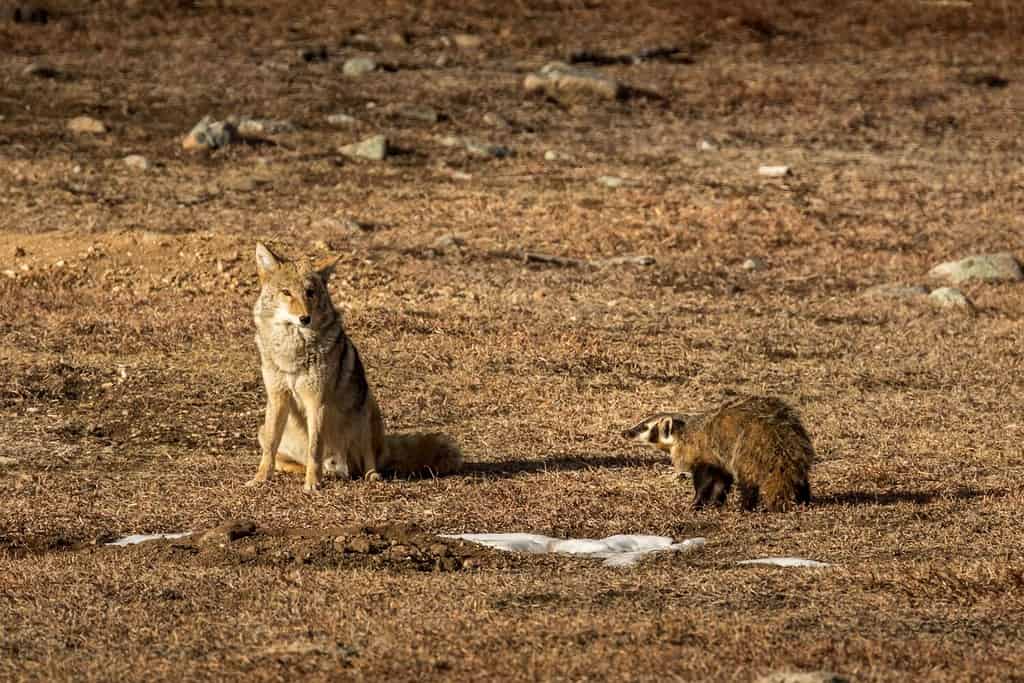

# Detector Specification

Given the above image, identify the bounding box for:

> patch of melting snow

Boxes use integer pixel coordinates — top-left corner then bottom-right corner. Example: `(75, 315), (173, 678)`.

(443, 533), (705, 567)
(737, 557), (830, 568)
(106, 532), (192, 546)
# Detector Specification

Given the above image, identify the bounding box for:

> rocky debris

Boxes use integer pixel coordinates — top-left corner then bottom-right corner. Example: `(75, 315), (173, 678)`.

(431, 234), (465, 254)
(524, 61), (624, 101)
(339, 134), (388, 160)
(299, 45), (327, 63)
(928, 252), (1023, 284)
(597, 175), (627, 188)
(742, 257), (766, 271)
(67, 116), (107, 134)
(758, 165), (791, 177)
(452, 33), (484, 49)
(22, 62), (61, 78)
(343, 56), (377, 77)
(123, 154), (151, 171)
(439, 135), (512, 158)
(236, 117), (295, 137)
(394, 105), (441, 124)
(12, 5), (48, 24)
(326, 113), (357, 126)
(199, 519), (257, 546)
(698, 139), (718, 152)
(928, 286), (973, 309)
(482, 112), (512, 128)
(864, 283), (929, 299)
(544, 150), (572, 162)
(756, 672), (848, 683)
(182, 115), (238, 151)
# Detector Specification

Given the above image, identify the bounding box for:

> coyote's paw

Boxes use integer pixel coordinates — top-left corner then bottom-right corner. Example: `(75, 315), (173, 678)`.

(364, 470), (383, 482)
(302, 481), (320, 494)
(245, 473), (271, 487)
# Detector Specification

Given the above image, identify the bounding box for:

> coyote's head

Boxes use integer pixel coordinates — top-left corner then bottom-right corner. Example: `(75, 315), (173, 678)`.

(621, 412), (689, 452)
(254, 243), (340, 331)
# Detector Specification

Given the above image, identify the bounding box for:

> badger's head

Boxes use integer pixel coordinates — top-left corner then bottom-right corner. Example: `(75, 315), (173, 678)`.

(621, 413), (688, 453)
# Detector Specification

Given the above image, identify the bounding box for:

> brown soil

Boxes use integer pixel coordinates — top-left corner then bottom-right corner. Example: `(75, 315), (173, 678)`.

(2, 1), (1024, 681)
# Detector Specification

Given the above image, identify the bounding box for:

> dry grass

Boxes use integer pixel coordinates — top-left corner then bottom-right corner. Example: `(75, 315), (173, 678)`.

(2, 1), (1024, 681)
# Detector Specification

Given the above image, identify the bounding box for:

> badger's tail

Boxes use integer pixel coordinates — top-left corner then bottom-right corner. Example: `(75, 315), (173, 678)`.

(382, 433), (463, 477)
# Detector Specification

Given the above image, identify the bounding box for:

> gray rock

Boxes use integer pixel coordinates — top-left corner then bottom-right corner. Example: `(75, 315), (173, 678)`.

(756, 672), (848, 683)
(67, 116), (107, 134)
(928, 252), (1023, 284)
(758, 165), (791, 177)
(343, 57), (377, 77)
(326, 113), (357, 126)
(544, 150), (572, 162)
(928, 286), (973, 309)
(396, 105), (440, 124)
(742, 257), (766, 272)
(464, 139), (512, 158)
(698, 139), (718, 152)
(523, 61), (624, 101)
(597, 175), (626, 188)
(864, 283), (929, 299)
(339, 134), (388, 160)
(236, 118), (296, 137)
(182, 115), (238, 151)
(123, 154), (151, 171)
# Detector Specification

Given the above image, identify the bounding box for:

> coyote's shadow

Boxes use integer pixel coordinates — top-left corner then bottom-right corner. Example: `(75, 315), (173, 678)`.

(463, 453), (663, 478)
(814, 487), (1007, 507)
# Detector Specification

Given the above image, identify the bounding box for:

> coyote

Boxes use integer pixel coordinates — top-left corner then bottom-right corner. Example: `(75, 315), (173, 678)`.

(246, 243), (462, 492)
(623, 396), (814, 511)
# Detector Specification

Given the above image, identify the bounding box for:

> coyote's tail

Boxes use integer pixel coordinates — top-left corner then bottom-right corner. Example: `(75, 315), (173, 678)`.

(382, 433), (463, 477)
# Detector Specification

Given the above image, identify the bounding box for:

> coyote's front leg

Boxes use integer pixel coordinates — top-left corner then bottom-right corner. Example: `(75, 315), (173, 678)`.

(303, 401), (327, 493)
(247, 389), (289, 486)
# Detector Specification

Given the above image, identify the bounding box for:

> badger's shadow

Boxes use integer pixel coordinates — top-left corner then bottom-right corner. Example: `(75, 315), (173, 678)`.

(462, 453), (664, 478)
(814, 487), (1007, 507)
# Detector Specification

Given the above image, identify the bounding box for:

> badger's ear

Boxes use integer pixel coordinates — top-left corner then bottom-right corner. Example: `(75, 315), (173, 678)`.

(255, 243), (284, 281)
(658, 416), (676, 443)
(316, 255), (341, 282)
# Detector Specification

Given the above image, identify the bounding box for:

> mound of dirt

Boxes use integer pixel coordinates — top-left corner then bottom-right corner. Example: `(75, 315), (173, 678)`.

(121, 521), (501, 572)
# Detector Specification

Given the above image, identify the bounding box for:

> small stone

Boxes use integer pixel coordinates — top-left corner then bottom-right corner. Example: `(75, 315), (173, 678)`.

(597, 175), (626, 188)
(544, 150), (573, 161)
(434, 55), (450, 68)
(326, 113), (357, 126)
(864, 283), (928, 299)
(199, 519), (257, 545)
(756, 672), (848, 683)
(698, 139), (718, 152)
(236, 118), (295, 137)
(431, 234), (465, 253)
(928, 252), (1023, 285)
(182, 116), (238, 151)
(524, 61), (624, 101)
(123, 154), (151, 171)
(0, 456), (17, 467)
(67, 116), (107, 134)
(742, 257), (766, 271)
(928, 286), (973, 309)
(452, 33), (483, 49)
(22, 62), (60, 78)
(396, 105), (440, 124)
(758, 165), (791, 177)
(339, 134), (388, 161)
(482, 112), (511, 128)
(343, 57), (377, 77)
(464, 140), (512, 158)
(313, 239), (333, 251)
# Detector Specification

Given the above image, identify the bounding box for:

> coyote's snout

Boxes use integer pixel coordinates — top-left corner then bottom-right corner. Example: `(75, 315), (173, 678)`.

(247, 243), (463, 492)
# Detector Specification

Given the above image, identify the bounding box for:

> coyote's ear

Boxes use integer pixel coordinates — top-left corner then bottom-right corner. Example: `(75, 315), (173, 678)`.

(255, 243), (283, 281)
(316, 255), (341, 282)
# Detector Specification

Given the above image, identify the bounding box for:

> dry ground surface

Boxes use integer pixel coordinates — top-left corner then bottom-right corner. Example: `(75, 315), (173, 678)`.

(2, 1), (1024, 681)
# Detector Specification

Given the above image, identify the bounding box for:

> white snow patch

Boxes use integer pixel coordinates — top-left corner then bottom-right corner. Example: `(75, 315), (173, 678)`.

(443, 533), (705, 567)
(106, 532), (192, 546)
(737, 557), (830, 568)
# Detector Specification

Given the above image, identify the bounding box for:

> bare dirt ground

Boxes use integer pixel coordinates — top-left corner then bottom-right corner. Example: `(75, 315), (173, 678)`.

(2, 1), (1023, 681)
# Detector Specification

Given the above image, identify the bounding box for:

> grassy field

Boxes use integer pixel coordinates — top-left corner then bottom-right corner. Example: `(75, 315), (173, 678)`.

(2, 1), (1023, 680)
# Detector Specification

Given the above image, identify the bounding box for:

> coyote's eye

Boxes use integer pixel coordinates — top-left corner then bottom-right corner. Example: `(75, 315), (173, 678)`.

(280, 289), (292, 298)
(305, 287), (316, 299)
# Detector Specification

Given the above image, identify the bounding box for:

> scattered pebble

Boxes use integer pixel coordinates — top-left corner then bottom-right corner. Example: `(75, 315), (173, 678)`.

(524, 61), (624, 101)
(339, 134), (388, 160)
(236, 118), (295, 137)
(928, 252), (1023, 284)
(182, 115), (238, 151)
(326, 113), (357, 126)
(698, 139), (718, 152)
(742, 257), (766, 271)
(864, 283), (928, 299)
(123, 154), (151, 171)
(452, 33), (484, 49)
(758, 165), (791, 177)
(343, 57), (377, 77)
(597, 175), (626, 188)
(544, 150), (572, 162)
(396, 105), (440, 124)
(439, 135), (512, 158)
(928, 286), (973, 309)
(67, 116), (107, 134)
